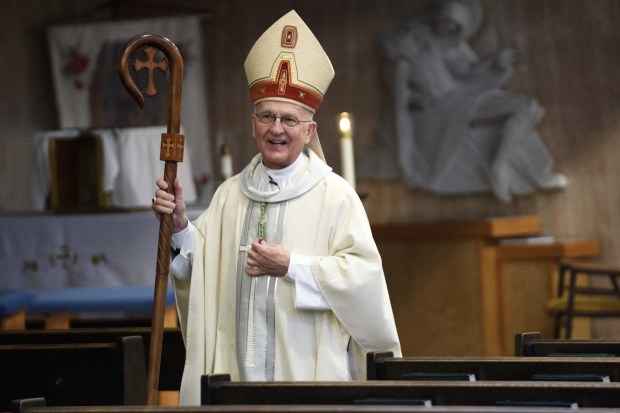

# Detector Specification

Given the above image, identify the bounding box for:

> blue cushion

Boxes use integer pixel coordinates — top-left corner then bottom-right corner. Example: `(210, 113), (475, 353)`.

(28, 285), (175, 313)
(0, 289), (38, 315)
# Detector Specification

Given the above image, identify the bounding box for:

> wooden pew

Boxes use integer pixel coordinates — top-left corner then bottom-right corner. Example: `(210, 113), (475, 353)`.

(0, 336), (146, 411)
(367, 351), (620, 382)
(0, 327), (184, 391)
(20, 405), (620, 413)
(201, 374), (620, 408)
(516, 332), (620, 357)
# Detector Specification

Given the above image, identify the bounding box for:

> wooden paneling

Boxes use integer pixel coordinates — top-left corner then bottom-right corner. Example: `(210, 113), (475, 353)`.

(380, 237), (484, 356)
(375, 217), (600, 356)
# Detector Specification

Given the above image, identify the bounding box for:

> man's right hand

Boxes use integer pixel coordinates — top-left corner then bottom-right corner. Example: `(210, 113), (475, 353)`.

(152, 178), (189, 234)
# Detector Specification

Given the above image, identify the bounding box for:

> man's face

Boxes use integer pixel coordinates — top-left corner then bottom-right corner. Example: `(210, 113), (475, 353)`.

(252, 101), (316, 169)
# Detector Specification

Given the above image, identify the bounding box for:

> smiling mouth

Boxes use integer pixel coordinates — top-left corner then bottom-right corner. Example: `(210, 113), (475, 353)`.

(268, 139), (287, 146)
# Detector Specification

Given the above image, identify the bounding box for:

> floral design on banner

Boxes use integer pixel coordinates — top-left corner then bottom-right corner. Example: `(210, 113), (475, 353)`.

(61, 48), (90, 90)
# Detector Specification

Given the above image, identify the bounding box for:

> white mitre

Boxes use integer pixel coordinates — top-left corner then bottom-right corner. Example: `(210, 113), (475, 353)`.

(244, 10), (335, 161)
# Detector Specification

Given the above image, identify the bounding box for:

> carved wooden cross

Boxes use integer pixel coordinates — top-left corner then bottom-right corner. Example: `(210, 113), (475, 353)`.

(133, 46), (169, 97)
(118, 33), (184, 405)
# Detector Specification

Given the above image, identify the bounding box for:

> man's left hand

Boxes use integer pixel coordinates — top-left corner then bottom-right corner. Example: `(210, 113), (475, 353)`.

(245, 238), (290, 277)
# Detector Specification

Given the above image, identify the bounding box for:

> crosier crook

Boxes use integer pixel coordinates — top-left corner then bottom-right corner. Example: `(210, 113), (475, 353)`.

(118, 33), (184, 406)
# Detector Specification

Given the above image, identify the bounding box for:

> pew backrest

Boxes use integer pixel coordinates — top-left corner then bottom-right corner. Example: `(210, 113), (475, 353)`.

(516, 331), (620, 357)
(368, 353), (620, 382)
(201, 374), (620, 408)
(22, 405), (620, 413)
(0, 336), (146, 411)
(0, 327), (184, 391)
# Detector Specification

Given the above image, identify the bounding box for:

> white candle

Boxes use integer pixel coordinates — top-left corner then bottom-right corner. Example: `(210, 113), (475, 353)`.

(221, 144), (233, 180)
(339, 112), (356, 190)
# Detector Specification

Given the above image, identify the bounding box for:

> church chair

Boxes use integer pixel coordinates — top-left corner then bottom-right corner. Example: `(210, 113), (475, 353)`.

(0, 289), (37, 330)
(516, 331), (620, 357)
(201, 373), (620, 408)
(0, 335), (146, 411)
(547, 259), (620, 338)
(367, 351), (620, 382)
(47, 130), (111, 212)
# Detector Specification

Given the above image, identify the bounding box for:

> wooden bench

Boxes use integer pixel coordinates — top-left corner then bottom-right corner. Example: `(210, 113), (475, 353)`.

(20, 404), (620, 413)
(367, 351), (620, 382)
(0, 289), (38, 330)
(516, 332), (620, 357)
(26, 286), (177, 329)
(0, 336), (146, 411)
(201, 374), (620, 408)
(0, 327), (184, 391)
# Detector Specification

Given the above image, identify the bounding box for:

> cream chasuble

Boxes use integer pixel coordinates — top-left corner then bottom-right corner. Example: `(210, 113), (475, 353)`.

(172, 149), (401, 405)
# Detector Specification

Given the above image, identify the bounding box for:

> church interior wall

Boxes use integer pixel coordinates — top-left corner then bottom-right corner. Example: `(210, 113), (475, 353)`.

(1, 0), (619, 338)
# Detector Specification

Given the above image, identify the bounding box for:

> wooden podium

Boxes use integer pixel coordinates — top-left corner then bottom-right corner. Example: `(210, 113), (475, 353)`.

(372, 216), (600, 357)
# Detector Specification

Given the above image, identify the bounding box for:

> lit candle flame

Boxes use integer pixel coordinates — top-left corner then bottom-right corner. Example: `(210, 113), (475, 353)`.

(338, 112), (355, 189)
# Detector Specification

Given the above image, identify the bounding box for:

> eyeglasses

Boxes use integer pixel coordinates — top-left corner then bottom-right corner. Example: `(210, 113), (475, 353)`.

(253, 112), (312, 127)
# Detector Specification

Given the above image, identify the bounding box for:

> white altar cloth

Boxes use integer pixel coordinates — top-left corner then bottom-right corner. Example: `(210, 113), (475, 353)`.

(30, 126), (197, 210)
(0, 209), (199, 292)
(111, 126), (197, 208)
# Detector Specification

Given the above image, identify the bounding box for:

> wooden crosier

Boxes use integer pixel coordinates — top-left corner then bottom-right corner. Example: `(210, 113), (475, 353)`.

(118, 33), (184, 406)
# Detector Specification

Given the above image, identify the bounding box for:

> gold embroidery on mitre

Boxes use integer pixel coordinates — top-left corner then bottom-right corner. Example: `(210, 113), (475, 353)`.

(249, 53), (324, 110)
(278, 64), (288, 95)
(281, 25), (298, 48)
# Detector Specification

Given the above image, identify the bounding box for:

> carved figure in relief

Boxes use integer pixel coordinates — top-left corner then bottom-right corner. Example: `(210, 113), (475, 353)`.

(378, 0), (566, 202)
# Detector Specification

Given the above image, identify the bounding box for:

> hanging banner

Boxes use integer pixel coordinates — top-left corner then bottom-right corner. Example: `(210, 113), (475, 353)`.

(47, 15), (213, 204)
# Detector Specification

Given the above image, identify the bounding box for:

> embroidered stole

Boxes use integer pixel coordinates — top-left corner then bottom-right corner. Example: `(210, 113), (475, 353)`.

(236, 200), (288, 380)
